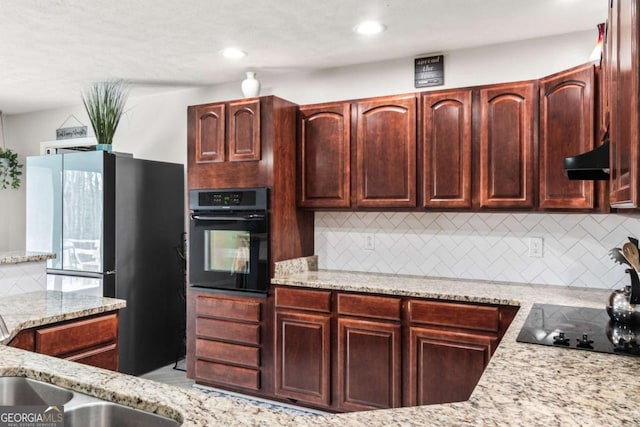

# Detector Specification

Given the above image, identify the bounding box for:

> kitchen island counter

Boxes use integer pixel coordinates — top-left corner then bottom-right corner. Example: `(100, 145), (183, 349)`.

(1, 268), (639, 426)
(0, 250), (55, 265)
(0, 290), (126, 345)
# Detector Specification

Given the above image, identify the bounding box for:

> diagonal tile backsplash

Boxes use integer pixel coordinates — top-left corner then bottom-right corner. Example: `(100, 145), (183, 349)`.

(315, 212), (640, 289)
(0, 261), (47, 296)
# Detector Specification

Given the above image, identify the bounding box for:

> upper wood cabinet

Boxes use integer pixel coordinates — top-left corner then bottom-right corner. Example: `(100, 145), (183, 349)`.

(608, 0), (640, 208)
(422, 89), (473, 208)
(187, 98), (264, 189)
(288, 65), (603, 213)
(298, 102), (351, 208)
(356, 95), (417, 208)
(478, 81), (537, 209)
(192, 103), (225, 163)
(228, 99), (261, 162)
(539, 64), (596, 209)
(189, 98), (260, 164)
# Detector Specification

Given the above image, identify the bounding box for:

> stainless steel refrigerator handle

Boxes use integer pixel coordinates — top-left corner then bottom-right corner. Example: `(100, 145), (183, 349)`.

(191, 214), (265, 221)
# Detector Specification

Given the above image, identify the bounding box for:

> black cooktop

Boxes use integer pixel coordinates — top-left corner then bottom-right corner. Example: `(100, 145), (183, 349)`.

(516, 303), (640, 357)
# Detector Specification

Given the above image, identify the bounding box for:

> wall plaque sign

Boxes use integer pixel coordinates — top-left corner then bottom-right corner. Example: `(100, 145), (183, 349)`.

(56, 114), (88, 140)
(415, 55), (444, 88)
(56, 126), (88, 140)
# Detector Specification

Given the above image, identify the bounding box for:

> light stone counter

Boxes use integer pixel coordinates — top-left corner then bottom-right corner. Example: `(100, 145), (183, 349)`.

(0, 290), (126, 344)
(1, 264), (639, 426)
(0, 250), (55, 265)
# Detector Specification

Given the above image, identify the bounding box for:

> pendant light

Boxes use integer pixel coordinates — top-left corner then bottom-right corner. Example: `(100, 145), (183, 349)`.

(589, 23), (605, 62)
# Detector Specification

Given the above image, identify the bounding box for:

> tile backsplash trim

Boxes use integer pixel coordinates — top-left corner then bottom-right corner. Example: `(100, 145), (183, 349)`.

(315, 212), (640, 290)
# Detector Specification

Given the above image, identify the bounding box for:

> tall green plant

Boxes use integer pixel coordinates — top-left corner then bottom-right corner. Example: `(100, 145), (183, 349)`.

(81, 80), (129, 146)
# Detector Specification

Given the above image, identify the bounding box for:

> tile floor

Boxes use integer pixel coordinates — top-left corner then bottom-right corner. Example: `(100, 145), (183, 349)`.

(140, 359), (326, 417)
(140, 358), (194, 389)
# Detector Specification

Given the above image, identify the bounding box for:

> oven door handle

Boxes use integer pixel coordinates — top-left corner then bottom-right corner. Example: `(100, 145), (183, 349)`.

(191, 214), (265, 221)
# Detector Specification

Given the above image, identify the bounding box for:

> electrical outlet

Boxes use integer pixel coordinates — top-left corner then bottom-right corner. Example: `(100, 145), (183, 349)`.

(363, 234), (375, 250)
(528, 237), (543, 258)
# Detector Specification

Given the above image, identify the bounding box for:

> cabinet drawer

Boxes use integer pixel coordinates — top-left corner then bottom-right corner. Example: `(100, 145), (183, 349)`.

(196, 318), (260, 345)
(196, 295), (261, 322)
(36, 313), (118, 357)
(408, 300), (499, 333)
(337, 293), (401, 321)
(275, 287), (331, 312)
(66, 344), (118, 371)
(196, 339), (260, 368)
(196, 359), (260, 391)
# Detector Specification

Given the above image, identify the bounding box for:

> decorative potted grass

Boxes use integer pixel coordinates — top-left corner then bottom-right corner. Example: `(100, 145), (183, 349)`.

(81, 80), (129, 151)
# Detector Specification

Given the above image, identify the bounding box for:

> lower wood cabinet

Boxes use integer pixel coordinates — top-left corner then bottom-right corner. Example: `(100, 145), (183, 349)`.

(275, 311), (331, 406)
(189, 291), (265, 393)
(271, 286), (517, 412)
(407, 326), (494, 406)
(336, 318), (401, 411)
(273, 286), (331, 407)
(8, 312), (119, 371)
(188, 286), (518, 412)
(335, 292), (402, 411)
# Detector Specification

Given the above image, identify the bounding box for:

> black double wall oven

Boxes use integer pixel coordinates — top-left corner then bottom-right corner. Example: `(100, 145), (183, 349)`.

(189, 187), (269, 293)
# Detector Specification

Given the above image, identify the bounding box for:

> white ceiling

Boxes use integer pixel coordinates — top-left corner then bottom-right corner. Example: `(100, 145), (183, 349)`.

(0, 0), (606, 114)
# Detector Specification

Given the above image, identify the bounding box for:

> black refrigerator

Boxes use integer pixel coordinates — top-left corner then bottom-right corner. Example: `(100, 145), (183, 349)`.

(25, 150), (185, 376)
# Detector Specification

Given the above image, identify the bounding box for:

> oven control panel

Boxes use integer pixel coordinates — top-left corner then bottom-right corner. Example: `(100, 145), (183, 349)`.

(189, 187), (268, 211)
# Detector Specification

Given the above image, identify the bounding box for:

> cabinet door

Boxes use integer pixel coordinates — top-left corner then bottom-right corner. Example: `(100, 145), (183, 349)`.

(423, 89), (472, 208)
(407, 326), (495, 406)
(191, 103), (226, 163)
(298, 103), (351, 208)
(356, 95), (417, 208)
(229, 99), (261, 162)
(539, 64), (595, 209)
(609, 0), (640, 207)
(479, 81), (536, 209)
(275, 311), (331, 407)
(336, 318), (401, 411)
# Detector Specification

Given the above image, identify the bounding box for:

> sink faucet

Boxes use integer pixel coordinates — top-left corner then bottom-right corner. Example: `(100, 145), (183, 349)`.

(0, 314), (8, 341)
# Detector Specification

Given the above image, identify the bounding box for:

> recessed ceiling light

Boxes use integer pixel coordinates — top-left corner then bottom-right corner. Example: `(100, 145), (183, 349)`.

(353, 21), (387, 35)
(220, 47), (247, 59)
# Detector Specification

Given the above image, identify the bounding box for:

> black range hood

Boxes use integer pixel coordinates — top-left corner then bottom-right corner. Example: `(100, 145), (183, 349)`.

(563, 139), (610, 181)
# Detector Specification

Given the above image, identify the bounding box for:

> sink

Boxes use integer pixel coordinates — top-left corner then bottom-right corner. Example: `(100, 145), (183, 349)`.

(65, 402), (180, 427)
(0, 377), (181, 426)
(0, 377), (74, 406)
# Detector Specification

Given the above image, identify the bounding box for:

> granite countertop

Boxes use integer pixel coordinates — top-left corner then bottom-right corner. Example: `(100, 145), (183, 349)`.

(2, 268), (640, 426)
(0, 290), (126, 344)
(0, 250), (56, 265)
